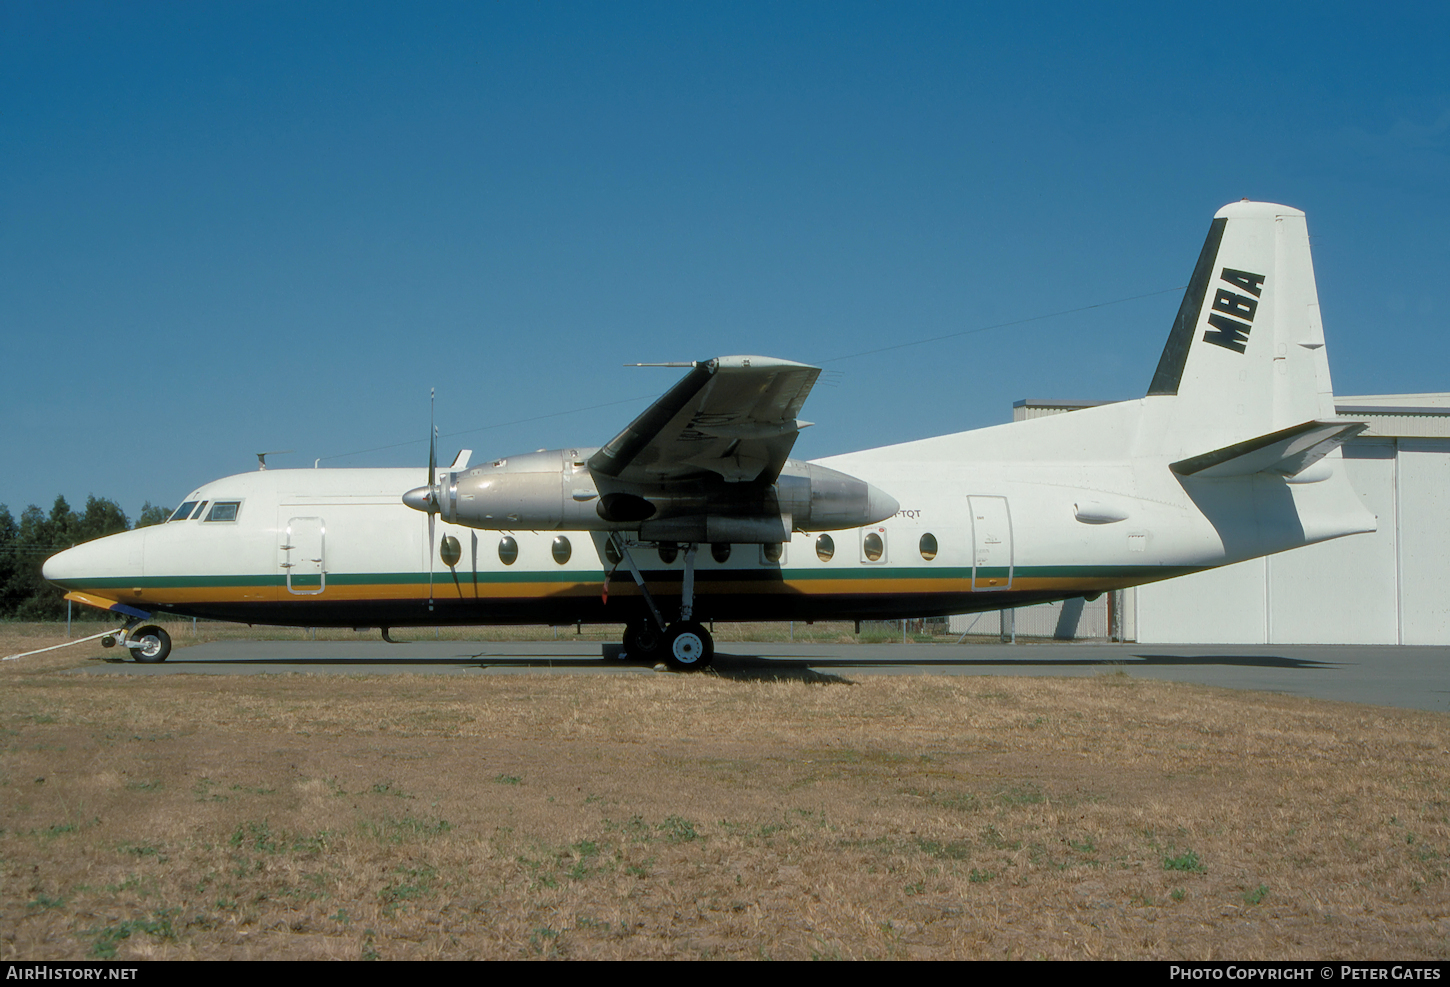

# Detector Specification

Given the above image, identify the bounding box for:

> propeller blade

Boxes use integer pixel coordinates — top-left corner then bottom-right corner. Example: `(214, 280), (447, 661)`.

(428, 388), (438, 509)
(402, 388), (445, 515)
(428, 388), (437, 612)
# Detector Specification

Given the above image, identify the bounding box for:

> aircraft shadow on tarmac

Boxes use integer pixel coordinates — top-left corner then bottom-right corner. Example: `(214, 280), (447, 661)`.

(770, 653), (1341, 671)
(107, 647), (1339, 674)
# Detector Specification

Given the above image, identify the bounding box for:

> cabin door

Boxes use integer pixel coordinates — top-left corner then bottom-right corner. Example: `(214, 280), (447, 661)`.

(282, 516), (326, 595)
(968, 496), (1013, 591)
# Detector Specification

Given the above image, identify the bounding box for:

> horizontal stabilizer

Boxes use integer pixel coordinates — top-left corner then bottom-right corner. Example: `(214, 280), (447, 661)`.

(1170, 420), (1367, 478)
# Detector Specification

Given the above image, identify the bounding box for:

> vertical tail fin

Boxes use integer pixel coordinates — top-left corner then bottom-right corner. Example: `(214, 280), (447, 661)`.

(1146, 201), (1338, 449)
(1141, 201), (1373, 555)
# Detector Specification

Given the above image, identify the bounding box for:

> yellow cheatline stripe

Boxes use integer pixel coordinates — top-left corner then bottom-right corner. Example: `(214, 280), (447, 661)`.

(82, 572), (1133, 608)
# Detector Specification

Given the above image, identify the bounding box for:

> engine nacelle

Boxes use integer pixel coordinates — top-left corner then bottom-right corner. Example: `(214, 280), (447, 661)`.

(403, 448), (898, 538)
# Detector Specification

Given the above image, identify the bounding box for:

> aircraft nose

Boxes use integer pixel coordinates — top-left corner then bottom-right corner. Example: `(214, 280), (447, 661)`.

(41, 528), (146, 585)
(41, 547), (74, 583)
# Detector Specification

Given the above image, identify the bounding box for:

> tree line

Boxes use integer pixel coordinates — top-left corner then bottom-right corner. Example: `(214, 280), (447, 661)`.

(0, 496), (170, 620)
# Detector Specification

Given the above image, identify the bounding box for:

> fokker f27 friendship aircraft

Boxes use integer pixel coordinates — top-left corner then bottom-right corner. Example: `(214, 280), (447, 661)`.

(44, 201), (1375, 669)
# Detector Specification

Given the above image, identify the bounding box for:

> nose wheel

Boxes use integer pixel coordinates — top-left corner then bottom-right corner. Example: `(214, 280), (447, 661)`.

(128, 625), (172, 663)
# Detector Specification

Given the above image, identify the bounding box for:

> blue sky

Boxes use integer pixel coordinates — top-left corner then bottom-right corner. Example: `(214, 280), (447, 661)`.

(2, 1), (1446, 519)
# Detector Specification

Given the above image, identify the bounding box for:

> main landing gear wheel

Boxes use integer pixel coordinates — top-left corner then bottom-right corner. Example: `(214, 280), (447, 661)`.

(622, 619), (664, 662)
(130, 625), (172, 663)
(663, 621), (713, 671)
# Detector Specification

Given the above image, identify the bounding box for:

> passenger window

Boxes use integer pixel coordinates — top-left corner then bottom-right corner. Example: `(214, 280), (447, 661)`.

(919, 533), (938, 561)
(862, 531), (885, 562)
(761, 542), (784, 564)
(815, 534), (834, 562)
(552, 536), (571, 565)
(440, 535), (462, 567)
(603, 538), (622, 566)
(657, 543), (678, 564)
(498, 536), (518, 565)
(204, 502), (240, 522)
(711, 542), (731, 563)
(170, 501), (197, 522)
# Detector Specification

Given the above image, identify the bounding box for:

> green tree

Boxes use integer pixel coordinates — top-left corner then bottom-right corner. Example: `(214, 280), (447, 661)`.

(75, 495), (129, 543)
(2, 494), (135, 619)
(136, 502), (171, 528)
(0, 505), (19, 617)
(13, 503), (64, 619)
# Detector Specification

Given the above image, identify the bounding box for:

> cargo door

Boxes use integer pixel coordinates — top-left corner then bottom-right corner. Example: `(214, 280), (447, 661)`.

(281, 516), (326, 595)
(969, 496), (1013, 591)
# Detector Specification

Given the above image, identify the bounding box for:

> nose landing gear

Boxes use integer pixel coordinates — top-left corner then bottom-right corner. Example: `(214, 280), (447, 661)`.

(129, 625), (172, 663)
(113, 617), (172, 663)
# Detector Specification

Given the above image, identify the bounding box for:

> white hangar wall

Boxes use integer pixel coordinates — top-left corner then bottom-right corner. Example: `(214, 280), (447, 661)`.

(1396, 439), (1450, 644)
(950, 396), (1450, 646)
(1134, 433), (1450, 645)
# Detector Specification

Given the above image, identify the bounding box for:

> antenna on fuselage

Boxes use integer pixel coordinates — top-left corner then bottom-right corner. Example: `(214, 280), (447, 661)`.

(256, 450), (294, 471)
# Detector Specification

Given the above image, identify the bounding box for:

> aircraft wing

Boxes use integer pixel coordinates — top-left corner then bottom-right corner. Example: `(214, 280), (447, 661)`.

(588, 356), (821, 484)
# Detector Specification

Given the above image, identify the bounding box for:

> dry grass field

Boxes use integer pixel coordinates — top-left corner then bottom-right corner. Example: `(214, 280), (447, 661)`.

(3, 622), (1448, 960)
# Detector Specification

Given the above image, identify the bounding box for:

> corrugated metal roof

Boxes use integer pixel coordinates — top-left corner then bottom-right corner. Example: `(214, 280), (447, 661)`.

(1335, 393), (1450, 409)
(1010, 395), (1450, 437)
(1336, 394), (1450, 438)
(1011, 399), (1108, 422)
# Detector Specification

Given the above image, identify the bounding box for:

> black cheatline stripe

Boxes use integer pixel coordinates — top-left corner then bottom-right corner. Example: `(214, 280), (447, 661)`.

(1147, 216), (1227, 396)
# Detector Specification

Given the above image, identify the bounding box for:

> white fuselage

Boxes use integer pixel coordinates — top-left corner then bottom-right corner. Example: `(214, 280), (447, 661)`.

(42, 395), (1373, 629)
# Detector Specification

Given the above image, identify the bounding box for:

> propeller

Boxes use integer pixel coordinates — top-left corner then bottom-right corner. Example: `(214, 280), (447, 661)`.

(400, 390), (473, 613)
(428, 389), (437, 612)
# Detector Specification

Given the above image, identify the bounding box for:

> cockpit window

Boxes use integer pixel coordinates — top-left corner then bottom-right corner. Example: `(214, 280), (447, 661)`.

(169, 501), (198, 522)
(204, 502), (241, 522)
(190, 501), (208, 519)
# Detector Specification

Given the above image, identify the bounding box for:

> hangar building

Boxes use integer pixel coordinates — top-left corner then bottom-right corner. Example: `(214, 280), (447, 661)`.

(947, 395), (1450, 645)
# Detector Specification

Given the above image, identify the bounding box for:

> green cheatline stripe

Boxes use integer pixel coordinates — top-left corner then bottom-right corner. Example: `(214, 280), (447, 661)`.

(63, 574), (281, 589)
(56, 564), (1202, 592)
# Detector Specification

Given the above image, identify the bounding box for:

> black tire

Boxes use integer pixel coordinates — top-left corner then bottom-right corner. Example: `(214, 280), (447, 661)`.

(622, 619), (664, 661)
(131, 625), (171, 663)
(663, 621), (712, 671)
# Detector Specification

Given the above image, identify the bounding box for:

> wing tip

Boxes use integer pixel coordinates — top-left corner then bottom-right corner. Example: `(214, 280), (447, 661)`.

(714, 355), (819, 372)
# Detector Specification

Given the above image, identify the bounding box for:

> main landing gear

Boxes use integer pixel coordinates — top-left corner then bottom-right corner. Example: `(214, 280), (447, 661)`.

(623, 618), (713, 671)
(613, 538), (714, 671)
(661, 620), (711, 670)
